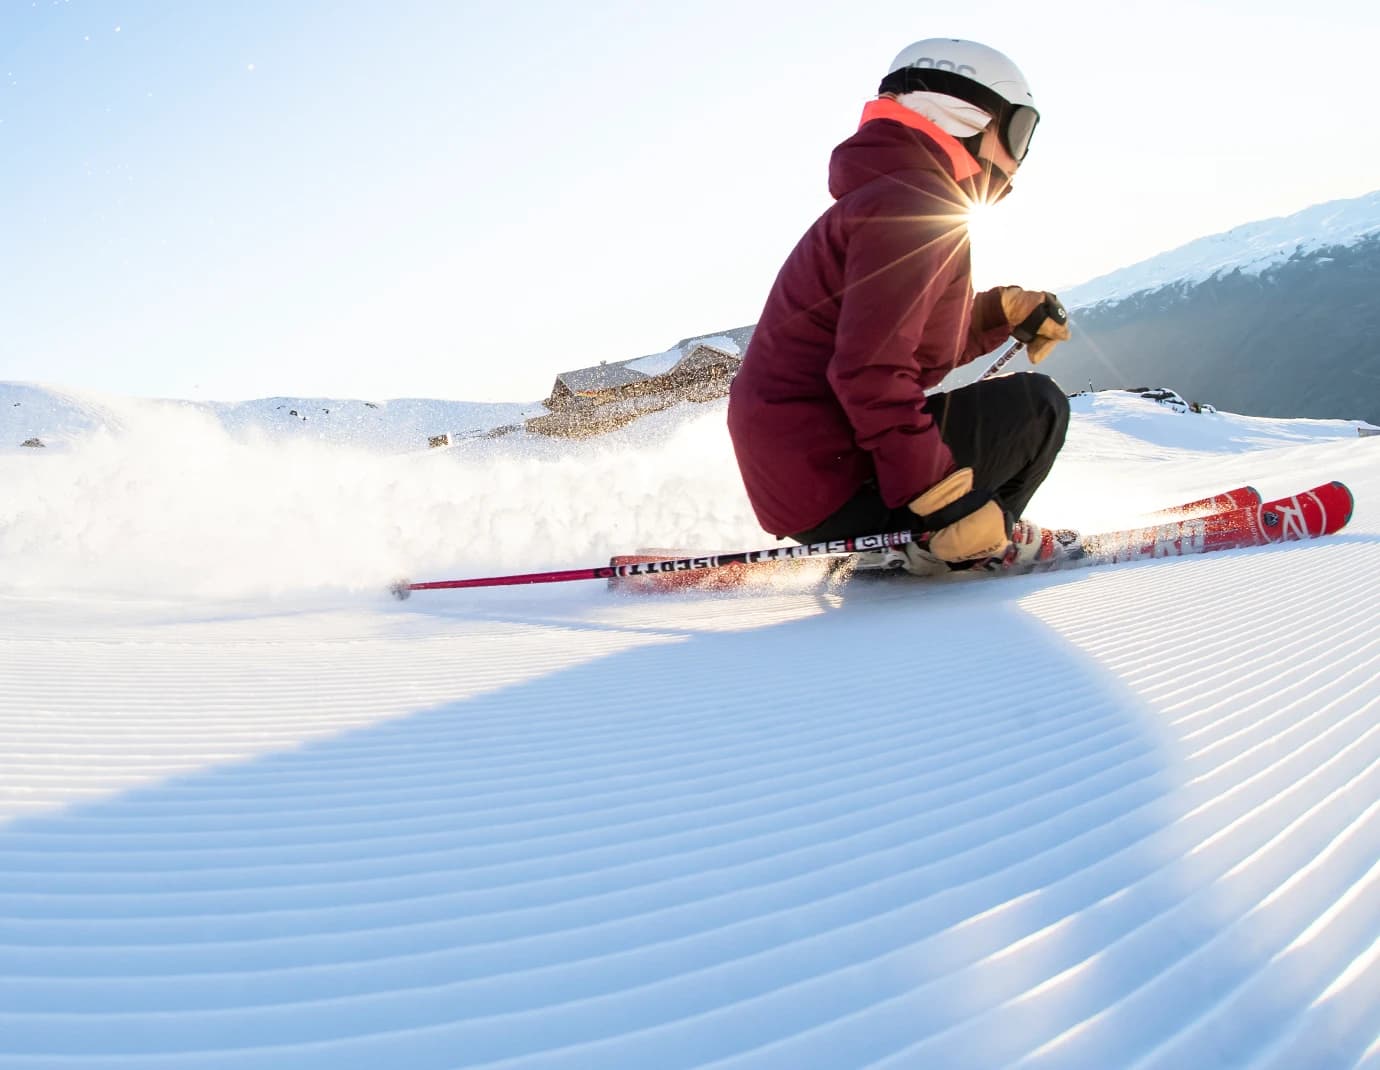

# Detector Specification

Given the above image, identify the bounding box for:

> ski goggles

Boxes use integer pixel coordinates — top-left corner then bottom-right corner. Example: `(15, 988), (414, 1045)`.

(878, 67), (1040, 163)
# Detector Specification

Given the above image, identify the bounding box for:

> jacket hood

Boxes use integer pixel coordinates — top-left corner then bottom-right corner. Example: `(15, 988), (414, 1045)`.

(828, 100), (981, 202)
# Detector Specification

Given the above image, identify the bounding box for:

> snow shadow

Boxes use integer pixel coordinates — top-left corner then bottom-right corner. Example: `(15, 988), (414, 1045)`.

(0, 589), (1366, 1068)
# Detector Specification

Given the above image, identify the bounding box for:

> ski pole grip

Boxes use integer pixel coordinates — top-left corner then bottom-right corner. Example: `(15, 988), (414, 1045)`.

(1012, 292), (1068, 344)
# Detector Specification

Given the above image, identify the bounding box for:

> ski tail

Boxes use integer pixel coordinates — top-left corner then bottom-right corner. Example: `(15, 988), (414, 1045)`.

(606, 550), (832, 593)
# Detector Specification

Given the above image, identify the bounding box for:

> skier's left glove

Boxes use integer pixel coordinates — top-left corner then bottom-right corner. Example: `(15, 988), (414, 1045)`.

(908, 468), (1010, 562)
(1000, 286), (1071, 365)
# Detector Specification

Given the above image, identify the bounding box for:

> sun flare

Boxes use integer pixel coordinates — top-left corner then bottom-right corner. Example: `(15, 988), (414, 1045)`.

(965, 199), (996, 247)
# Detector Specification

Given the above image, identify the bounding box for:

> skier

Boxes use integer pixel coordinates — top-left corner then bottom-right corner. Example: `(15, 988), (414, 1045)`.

(727, 38), (1075, 573)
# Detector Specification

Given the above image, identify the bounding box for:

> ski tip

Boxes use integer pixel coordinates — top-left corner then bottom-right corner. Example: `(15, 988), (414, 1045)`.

(1331, 481), (1355, 526)
(389, 579), (413, 601)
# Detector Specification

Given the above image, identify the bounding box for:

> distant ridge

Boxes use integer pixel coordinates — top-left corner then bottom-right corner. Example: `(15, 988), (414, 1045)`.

(1063, 190), (1380, 309)
(1046, 192), (1380, 424)
(0, 382), (539, 453)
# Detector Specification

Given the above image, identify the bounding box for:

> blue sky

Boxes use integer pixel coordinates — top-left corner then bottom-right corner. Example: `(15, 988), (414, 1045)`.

(3, 0), (1377, 401)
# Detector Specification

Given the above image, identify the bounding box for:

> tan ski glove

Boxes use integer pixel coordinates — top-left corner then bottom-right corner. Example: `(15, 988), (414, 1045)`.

(1000, 286), (1071, 365)
(909, 468), (1009, 562)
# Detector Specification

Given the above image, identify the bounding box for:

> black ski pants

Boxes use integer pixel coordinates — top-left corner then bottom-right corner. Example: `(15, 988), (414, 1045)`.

(792, 372), (1070, 544)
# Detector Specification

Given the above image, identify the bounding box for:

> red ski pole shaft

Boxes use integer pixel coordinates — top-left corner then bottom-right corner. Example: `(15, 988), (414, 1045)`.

(393, 529), (920, 599)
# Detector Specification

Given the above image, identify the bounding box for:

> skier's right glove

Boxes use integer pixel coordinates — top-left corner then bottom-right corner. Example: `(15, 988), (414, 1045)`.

(908, 467), (1010, 562)
(1000, 286), (1071, 365)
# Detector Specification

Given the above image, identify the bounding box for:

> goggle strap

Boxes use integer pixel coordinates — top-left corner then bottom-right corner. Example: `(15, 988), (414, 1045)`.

(878, 67), (1039, 160)
(878, 67), (1011, 124)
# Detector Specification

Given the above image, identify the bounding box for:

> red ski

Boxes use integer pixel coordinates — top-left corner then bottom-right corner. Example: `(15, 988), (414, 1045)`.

(604, 482), (1349, 594)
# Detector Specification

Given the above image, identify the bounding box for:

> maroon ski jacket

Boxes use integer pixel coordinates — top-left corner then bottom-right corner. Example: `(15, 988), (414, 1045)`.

(727, 100), (1012, 537)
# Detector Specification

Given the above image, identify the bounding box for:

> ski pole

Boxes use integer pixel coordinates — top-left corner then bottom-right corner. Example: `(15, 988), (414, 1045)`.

(391, 529), (918, 599)
(976, 292), (1070, 381)
(976, 336), (1028, 381)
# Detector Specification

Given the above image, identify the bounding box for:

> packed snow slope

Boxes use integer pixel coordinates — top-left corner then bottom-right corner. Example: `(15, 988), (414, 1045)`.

(2, 384), (1380, 1069)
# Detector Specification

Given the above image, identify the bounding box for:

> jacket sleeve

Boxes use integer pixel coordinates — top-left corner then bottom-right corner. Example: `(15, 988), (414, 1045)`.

(963, 286), (1015, 363)
(827, 202), (960, 510)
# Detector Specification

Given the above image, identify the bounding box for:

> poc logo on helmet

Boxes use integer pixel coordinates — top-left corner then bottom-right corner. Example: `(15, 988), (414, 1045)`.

(912, 57), (978, 78)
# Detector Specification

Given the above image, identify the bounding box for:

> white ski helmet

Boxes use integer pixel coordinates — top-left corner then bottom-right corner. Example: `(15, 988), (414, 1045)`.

(880, 39), (1038, 161)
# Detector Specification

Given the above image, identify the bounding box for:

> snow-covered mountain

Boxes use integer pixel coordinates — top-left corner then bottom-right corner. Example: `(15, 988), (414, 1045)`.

(1047, 191), (1380, 425)
(1062, 190), (1380, 309)
(3, 386), (1379, 1067)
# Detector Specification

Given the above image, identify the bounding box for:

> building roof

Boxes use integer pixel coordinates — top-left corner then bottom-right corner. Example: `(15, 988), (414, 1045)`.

(553, 340), (741, 397)
(672, 325), (755, 352)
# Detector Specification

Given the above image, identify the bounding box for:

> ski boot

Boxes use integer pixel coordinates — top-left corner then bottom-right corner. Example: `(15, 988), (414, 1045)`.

(989, 520), (1084, 573)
